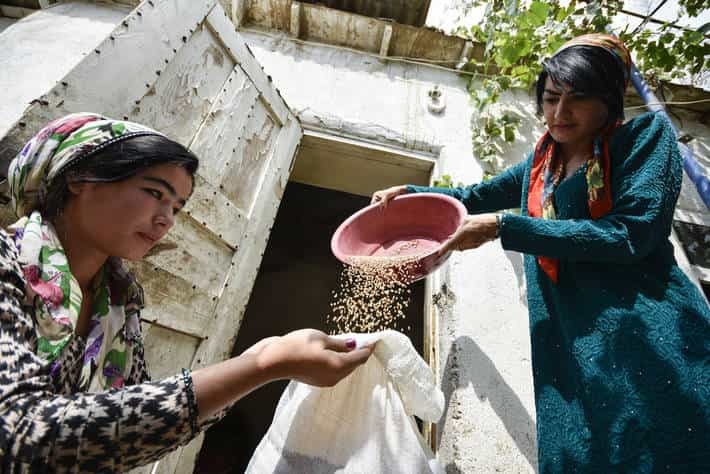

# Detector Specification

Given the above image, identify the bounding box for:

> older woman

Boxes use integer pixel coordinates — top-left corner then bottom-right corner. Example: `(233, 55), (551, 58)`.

(373, 34), (709, 473)
(0, 113), (373, 471)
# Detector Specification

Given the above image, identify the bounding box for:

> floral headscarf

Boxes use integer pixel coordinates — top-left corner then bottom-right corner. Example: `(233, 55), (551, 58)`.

(8, 112), (162, 391)
(528, 35), (631, 283)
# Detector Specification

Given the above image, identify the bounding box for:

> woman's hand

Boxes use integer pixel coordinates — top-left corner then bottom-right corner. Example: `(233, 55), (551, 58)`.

(192, 329), (373, 422)
(438, 214), (498, 255)
(254, 329), (374, 387)
(371, 185), (408, 208)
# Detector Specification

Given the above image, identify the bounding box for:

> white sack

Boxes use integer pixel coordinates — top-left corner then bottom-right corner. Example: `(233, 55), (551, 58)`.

(246, 330), (445, 473)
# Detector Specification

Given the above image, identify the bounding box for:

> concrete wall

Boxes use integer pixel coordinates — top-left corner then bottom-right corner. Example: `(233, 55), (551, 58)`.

(0, 2), (130, 139)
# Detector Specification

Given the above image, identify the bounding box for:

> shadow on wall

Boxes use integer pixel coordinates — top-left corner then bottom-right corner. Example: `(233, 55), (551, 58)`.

(438, 336), (538, 473)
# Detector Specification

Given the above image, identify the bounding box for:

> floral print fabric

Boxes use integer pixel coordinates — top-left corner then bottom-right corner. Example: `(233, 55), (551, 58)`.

(9, 211), (144, 391)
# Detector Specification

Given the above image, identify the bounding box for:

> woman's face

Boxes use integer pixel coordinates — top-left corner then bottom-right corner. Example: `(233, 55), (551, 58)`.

(66, 163), (193, 261)
(542, 77), (609, 147)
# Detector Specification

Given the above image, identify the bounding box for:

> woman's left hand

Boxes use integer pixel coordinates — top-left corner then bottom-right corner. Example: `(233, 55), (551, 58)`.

(438, 214), (498, 255)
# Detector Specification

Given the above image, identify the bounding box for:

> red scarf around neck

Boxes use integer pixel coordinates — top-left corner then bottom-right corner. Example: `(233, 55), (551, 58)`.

(527, 122), (619, 283)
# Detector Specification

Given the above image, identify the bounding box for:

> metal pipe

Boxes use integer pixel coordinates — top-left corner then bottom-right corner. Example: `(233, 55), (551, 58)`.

(629, 64), (710, 209)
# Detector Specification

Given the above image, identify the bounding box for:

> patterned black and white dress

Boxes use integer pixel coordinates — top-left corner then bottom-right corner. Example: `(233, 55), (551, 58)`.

(0, 229), (220, 472)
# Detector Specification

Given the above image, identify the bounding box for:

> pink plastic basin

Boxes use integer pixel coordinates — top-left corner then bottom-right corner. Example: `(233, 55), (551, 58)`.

(331, 193), (467, 282)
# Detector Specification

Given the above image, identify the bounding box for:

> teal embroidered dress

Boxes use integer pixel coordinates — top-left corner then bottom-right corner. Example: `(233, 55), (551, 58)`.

(408, 112), (710, 473)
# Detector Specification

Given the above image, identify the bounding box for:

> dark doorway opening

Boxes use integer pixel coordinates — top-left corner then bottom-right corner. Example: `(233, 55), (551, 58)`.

(195, 181), (425, 473)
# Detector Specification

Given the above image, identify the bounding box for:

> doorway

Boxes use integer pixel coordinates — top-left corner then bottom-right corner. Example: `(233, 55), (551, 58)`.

(195, 181), (426, 473)
(195, 131), (436, 473)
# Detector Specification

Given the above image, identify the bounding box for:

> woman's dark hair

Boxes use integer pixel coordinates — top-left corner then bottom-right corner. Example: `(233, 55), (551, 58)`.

(42, 134), (199, 220)
(535, 45), (626, 125)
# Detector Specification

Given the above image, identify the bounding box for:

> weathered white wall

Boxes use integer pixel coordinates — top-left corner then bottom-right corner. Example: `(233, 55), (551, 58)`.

(240, 28), (540, 472)
(626, 108), (710, 290)
(0, 2), (130, 138)
(668, 113), (710, 225)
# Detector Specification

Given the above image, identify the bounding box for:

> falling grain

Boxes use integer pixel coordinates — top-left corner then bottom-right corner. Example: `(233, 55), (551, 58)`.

(327, 254), (418, 334)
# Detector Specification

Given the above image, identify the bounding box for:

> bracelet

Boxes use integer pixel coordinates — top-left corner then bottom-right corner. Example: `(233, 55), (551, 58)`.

(182, 368), (199, 435)
(495, 214), (502, 238)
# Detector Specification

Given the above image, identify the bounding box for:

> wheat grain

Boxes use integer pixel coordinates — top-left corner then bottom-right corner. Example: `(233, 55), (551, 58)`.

(327, 254), (419, 334)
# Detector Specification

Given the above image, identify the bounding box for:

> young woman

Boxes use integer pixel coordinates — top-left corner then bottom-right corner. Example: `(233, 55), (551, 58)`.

(373, 34), (709, 473)
(0, 113), (373, 471)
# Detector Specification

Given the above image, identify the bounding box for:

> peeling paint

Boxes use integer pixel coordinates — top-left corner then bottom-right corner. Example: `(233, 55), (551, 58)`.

(295, 107), (441, 155)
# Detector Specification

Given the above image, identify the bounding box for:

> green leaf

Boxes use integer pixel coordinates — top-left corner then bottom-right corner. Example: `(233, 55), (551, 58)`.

(504, 125), (515, 142)
(497, 35), (532, 66)
(685, 30), (704, 44)
(433, 174), (455, 188)
(462, 0), (704, 177)
(510, 65), (531, 78)
(527, 1), (550, 26)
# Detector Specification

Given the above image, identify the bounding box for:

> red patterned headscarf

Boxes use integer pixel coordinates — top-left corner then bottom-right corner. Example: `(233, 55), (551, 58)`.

(527, 34), (631, 283)
(554, 33), (632, 87)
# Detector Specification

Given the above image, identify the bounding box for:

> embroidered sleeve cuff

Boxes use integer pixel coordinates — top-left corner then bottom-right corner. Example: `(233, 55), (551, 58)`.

(181, 368), (199, 436)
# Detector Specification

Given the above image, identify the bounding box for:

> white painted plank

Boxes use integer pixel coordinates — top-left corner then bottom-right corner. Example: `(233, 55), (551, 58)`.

(290, 130), (434, 196)
(303, 128), (438, 167)
(292, 136), (433, 197)
(220, 98), (280, 215)
(173, 117), (301, 474)
(290, 2), (301, 38)
(126, 322), (202, 473)
(141, 321), (201, 380)
(205, 6), (289, 125)
(128, 260), (216, 338)
(54, 0), (218, 119)
(145, 213), (233, 295)
(189, 66), (259, 186)
(123, 212), (235, 338)
(130, 22), (236, 147)
(182, 174), (248, 249)
(191, 116), (301, 369)
(380, 24), (393, 56)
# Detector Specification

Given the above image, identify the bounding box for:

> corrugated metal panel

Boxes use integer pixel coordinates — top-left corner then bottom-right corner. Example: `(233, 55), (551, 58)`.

(300, 0), (430, 26)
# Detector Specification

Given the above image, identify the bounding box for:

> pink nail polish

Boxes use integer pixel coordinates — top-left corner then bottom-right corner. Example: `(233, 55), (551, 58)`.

(345, 338), (356, 349)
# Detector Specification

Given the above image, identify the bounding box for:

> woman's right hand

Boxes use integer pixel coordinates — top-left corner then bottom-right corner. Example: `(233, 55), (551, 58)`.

(370, 185), (408, 208)
(193, 329), (373, 422)
(254, 329), (374, 387)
